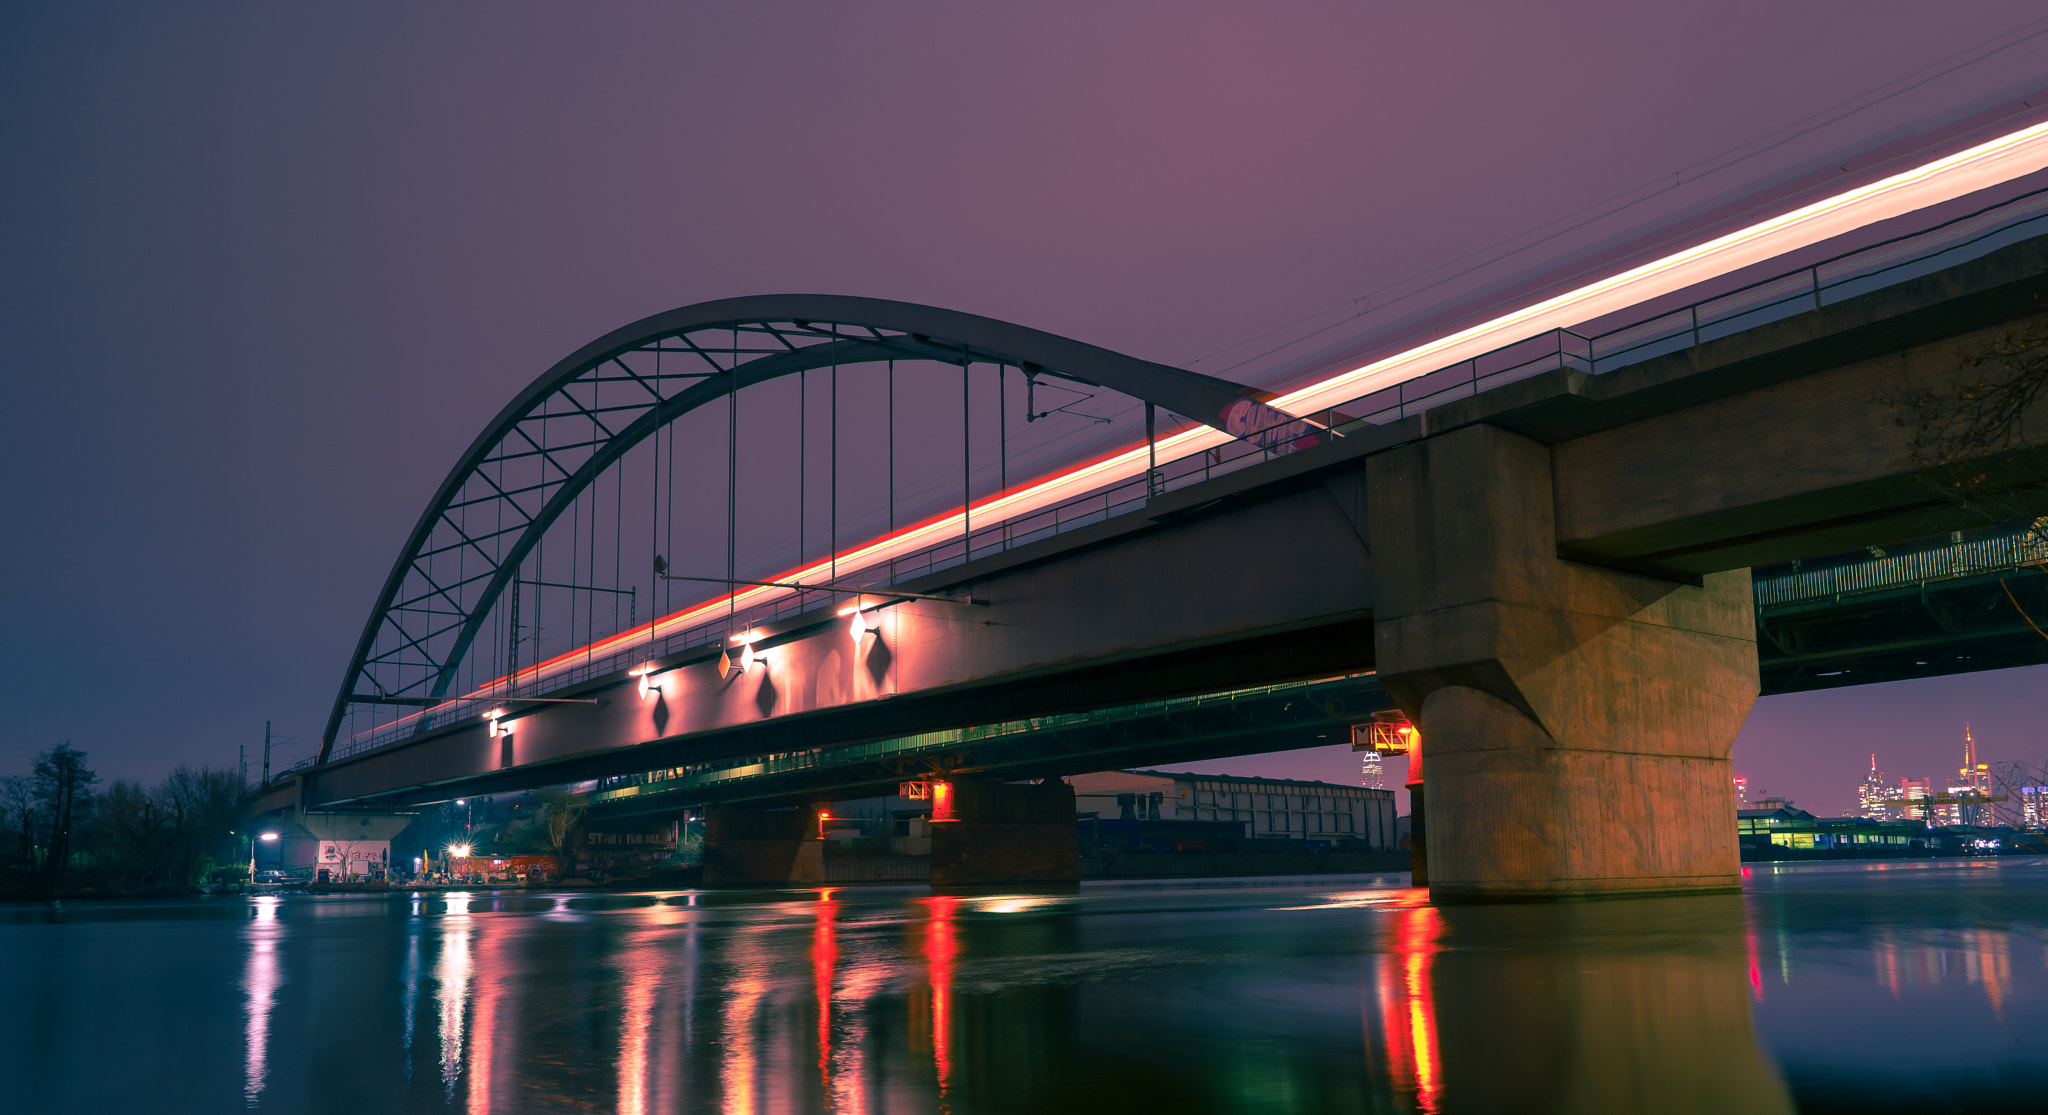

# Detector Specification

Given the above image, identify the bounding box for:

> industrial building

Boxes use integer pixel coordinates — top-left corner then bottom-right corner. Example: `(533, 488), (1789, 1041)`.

(1067, 769), (1398, 848)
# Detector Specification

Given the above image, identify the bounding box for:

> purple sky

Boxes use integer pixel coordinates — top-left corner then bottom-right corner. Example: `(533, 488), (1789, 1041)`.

(5, 3), (2048, 814)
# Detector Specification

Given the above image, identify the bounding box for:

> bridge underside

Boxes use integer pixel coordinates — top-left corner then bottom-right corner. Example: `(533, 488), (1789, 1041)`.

(1758, 552), (2048, 693)
(587, 673), (1391, 818)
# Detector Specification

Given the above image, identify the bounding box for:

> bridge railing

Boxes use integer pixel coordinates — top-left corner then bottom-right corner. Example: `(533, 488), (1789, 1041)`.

(312, 183), (2048, 769)
(1754, 528), (2048, 611)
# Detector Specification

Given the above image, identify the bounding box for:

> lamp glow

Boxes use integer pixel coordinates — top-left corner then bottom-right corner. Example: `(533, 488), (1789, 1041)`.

(448, 843), (471, 858)
(259, 832), (279, 842)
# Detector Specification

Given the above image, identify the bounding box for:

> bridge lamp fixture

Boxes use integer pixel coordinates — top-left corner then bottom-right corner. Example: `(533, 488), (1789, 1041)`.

(259, 832), (279, 842)
(717, 641), (762, 679)
(448, 843), (472, 859)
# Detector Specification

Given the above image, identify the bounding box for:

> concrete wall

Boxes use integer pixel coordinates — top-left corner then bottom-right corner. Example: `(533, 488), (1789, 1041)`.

(1371, 425), (1755, 901)
(929, 781), (1079, 890)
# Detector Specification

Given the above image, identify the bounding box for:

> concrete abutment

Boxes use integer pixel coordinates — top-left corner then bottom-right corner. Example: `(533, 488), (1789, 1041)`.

(702, 807), (825, 887)
(929, 780), (1080, 892)
(1368, 425), (1756, 903)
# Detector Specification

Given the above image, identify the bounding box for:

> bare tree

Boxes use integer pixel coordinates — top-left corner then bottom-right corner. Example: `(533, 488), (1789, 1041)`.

(541, 792), (588, 878)
(159, 765), (245, 883)
(1895, 314), (2048, 530)
(0, 775), (35, 868)
(94, 780), (177, 887)
(33, 743), (97, 891)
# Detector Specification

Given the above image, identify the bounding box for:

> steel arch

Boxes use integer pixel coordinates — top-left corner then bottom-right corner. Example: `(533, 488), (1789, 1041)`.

(321, 295), (1288, 762)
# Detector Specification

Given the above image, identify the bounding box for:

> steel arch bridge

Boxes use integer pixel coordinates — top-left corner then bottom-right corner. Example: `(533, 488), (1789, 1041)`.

(322, 295), (1303, 763)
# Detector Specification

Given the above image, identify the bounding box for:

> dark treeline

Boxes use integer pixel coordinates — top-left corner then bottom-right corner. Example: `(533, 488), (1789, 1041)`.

(1, 743), (247, 896)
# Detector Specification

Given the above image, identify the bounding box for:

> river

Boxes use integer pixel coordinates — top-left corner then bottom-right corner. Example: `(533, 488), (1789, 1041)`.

(3, 859), (2046, 1113)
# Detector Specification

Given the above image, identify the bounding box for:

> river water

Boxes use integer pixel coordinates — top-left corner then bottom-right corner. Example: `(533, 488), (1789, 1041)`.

(3, 860), (2046, 1113)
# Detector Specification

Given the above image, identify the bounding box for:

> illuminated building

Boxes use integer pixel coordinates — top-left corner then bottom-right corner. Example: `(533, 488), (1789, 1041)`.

(1950, 725), (1997, 826)
(1733, 776), (1748, 810)
(2019, 785), (2048, 830)
(1896, 777), (1935, 823)
(1361, 749), (1385, 791)
(1856, 755), (1891, 820)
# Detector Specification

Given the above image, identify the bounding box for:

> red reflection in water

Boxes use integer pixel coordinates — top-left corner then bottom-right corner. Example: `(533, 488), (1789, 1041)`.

(814, 890), (839, 1089)
(1373, 894), (1442, 1113)
(1746, 923), (1764, 1004)
(923, 896), (961, 1102)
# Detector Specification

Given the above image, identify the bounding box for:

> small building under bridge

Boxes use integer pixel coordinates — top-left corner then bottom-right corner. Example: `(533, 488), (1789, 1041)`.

(1069, 769), (1397, 847)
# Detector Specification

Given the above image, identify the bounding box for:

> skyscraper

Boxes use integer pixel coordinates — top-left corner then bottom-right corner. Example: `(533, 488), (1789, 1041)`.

(1949, 724), (1997, 825)
(1360, 749), (1384, 791)
(1856, 754), (1890, 820)
(1733, 776), (1748, 810)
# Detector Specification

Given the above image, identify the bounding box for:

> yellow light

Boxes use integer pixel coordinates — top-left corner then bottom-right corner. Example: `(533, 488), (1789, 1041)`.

(730, 630), (765, 644)
(448, 844), (471, 858)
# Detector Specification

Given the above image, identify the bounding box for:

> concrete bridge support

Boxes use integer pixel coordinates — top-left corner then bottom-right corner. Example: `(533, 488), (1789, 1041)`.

(930, 780), (1080, 891)
(1370, 425), (1756, 902)
(702, 807), (825, 887)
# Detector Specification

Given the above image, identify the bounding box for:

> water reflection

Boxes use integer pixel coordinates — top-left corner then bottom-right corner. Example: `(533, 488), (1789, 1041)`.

(1423, 895), (1794, 1114)
(19, 864), (2048, 1112)
(435, 893), (472, 1102)
(241, 895), (284, 1108)
(1382, 901), (1443, 1112)
(921, 895), (960, 1104)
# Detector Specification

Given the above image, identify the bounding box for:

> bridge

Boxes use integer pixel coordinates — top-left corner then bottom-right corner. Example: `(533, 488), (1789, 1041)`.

(253, 118), (2048, 901)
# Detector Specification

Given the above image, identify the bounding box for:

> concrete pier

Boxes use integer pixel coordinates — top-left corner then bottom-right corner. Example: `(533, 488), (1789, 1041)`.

(702, 807), (824, 887)
(1369, 425), (1756, 902)
(929, 780), (1080, 891)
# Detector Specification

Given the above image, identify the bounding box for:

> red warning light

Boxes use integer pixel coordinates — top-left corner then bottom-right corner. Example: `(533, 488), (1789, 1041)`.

(1353, 711), (1418, 755)
(930, 780), (957, 823)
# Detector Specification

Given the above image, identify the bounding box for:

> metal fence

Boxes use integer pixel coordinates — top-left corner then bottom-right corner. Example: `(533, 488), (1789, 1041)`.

(1754, 530), (2048, 610)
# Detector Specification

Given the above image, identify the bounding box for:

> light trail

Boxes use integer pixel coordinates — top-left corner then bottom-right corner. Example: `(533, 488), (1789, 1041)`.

(342, 113), (2048, 746)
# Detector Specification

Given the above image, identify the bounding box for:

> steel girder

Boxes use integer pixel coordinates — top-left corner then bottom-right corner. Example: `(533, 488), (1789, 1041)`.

(322, 295), (1284, 763)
